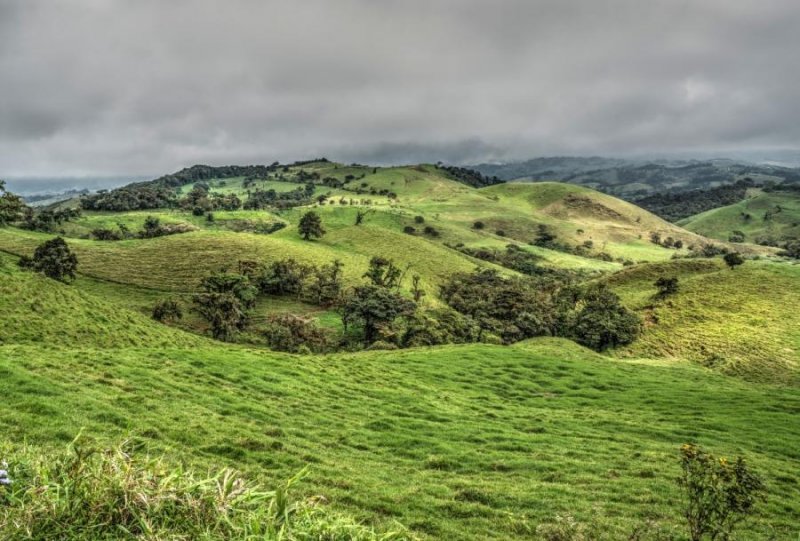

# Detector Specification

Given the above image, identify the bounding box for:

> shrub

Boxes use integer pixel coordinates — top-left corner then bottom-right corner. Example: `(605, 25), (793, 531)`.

(495, 229), (506, 237)
(152, 298), (183, 323)
(91, 228), (122, 241)
(678, 443), (766, 541)
(18, 237), (78, 283)
(728, 230), (746, 243)
(472, 221), (485, 230)
(423, 225), (440, 237)
(403, 225), (416, 235)
(414, 215), (425, 224)
(341, 285), (416, 345)
(654, 276), (679, 297)
(263, 313), (331, 353)
(564, 285), (641, 351)
(193, 273), (257, 341)
(723, 252), (744, 269)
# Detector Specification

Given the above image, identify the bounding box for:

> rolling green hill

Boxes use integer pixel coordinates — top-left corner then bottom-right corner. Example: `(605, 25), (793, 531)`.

(3, 162), (800, 539)
(679, 188), (800, 244)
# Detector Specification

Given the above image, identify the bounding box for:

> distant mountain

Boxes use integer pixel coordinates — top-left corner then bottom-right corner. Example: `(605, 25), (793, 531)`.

(470, 157), (800, 198)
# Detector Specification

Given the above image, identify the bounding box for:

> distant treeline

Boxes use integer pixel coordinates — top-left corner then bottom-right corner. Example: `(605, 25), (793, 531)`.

(635, 180), (754, 222)
(435, 164), (503, 188)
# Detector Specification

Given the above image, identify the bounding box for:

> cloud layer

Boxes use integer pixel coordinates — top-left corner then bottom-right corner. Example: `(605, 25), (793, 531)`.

(2, 0), (800, 176)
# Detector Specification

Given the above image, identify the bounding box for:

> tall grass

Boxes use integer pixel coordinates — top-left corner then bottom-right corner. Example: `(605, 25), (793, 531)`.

(0, 436), (409, 540)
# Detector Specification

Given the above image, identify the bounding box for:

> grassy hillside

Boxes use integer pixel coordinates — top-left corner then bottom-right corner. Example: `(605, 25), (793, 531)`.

(1, 339), (798, 540)
(607, 258), (800, 384)
(680, 188), (800, 244)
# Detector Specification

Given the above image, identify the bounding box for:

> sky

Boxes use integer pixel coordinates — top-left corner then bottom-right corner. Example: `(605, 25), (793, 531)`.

(2, 0), (800, 178)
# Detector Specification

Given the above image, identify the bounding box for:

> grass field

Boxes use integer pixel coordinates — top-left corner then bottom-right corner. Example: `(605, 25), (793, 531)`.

(680, 188), (800, 244)
(1, 334), (798, 540)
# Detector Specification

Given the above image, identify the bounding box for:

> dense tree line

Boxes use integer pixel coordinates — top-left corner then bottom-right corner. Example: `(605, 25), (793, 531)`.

(435, 164), (504, 188)
(0, 180), (27, 226)
(20, 207), (81, 233)
(634, 180), (754, 222)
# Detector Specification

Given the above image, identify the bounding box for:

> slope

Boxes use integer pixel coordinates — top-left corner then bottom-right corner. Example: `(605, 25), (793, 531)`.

(1, 339), (798, 540)
(679, 188), (800, 244)
(606, 258), (800, 384)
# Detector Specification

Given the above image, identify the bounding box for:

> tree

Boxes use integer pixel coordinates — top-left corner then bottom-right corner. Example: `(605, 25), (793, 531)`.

(472, 221), (485, 230)
(678, 443), (766, 541)
(258, 258), (311, 296)
(341, 285), (416, 345)
(354, 209), (372, 226)
(723, 252), (744, 269)
(152, 299), (183, 323)
(728, 230), (746, 243)
(363, 256), (402, 289)
(566, 285), (641, 351)
(192, 272), (257, 341)
(19, 237), (78, 282)
(298, 211), (325, 240)
(533, 224), (557, 248)
(0, 180), (26, 226)
(308, 259), (344, 306)
(410, 274), (425, 303)
(654, 276), (679, 298)
(263, 313), (330, 353)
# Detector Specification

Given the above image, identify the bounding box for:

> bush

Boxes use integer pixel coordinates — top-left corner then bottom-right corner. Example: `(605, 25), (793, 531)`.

(0, 438), (408, 540)
(91, 228), (122, 241)
(403, 225), (416, 235)
(263, 313), (331, 353)
(564, 285), (641, 351)
(414, 215), (425, 224)
(18, 237), (78, 283)
(472, 221), (485, 230)
(723, 252), (744, 269)
(654, 276), (679, 297)
(678, 443), (766, 541)
(152, 298), (183, 323)
(423, 225), (440, 237)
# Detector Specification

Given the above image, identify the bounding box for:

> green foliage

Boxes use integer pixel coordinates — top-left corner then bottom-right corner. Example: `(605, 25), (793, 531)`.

(193, 273), (257, 341)
(258, 258), (312, 297)
(152, 298), (183, 323)
(0, 180), (27, 226)
(678, 443), (766, 541)
(341, 285), (416, 344)
(654, 276), (679, 298)
(0, 438), (405, 540)
(18, 237), (78, 283)
(20, 207), (81, 233)
(262, 313), (331, 353)
(440, 268), (557, 343)
(308, 259), (344, 307)
(564, 285), (641, 351)
(363, 256), (403, 289)
(723, 252), (744, 269)
(298, 211), (325, 240)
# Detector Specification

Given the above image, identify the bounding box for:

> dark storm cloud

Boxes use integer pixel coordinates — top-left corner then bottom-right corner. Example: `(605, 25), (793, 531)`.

(2, 0), (800, 176)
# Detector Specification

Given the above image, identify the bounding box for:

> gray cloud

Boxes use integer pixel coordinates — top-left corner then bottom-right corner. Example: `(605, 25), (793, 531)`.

(2, 0), (800, 176)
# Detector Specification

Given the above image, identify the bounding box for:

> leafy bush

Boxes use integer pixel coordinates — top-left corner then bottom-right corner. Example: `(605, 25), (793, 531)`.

(654, 276), (679, 298)
(18, 237), (78, 283)
(0, 438), (408, 540)
(342, 285), (416, 345)
(678, 443), (766, 541)
(193, 273), (258, 341)
(723, 252), (744, 269)
(562, 285), (641, 351)
(152, 298), (183, 323)
(262, 313), (331, 353)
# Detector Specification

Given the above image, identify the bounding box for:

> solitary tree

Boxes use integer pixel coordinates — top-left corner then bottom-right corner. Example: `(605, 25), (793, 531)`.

(19, 237), (78, 282)
(654, 276), (679, 298)
(723, 252), (745, 270)
(298, 211), (325, 240)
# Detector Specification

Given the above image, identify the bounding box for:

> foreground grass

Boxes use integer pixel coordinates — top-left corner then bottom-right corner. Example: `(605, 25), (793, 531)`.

(1, 340), (798, 539)
(0, 438), (408, 540)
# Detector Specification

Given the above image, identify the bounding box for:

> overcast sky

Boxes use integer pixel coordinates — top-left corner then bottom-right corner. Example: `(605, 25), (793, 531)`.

(2, 0), (800, 177)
